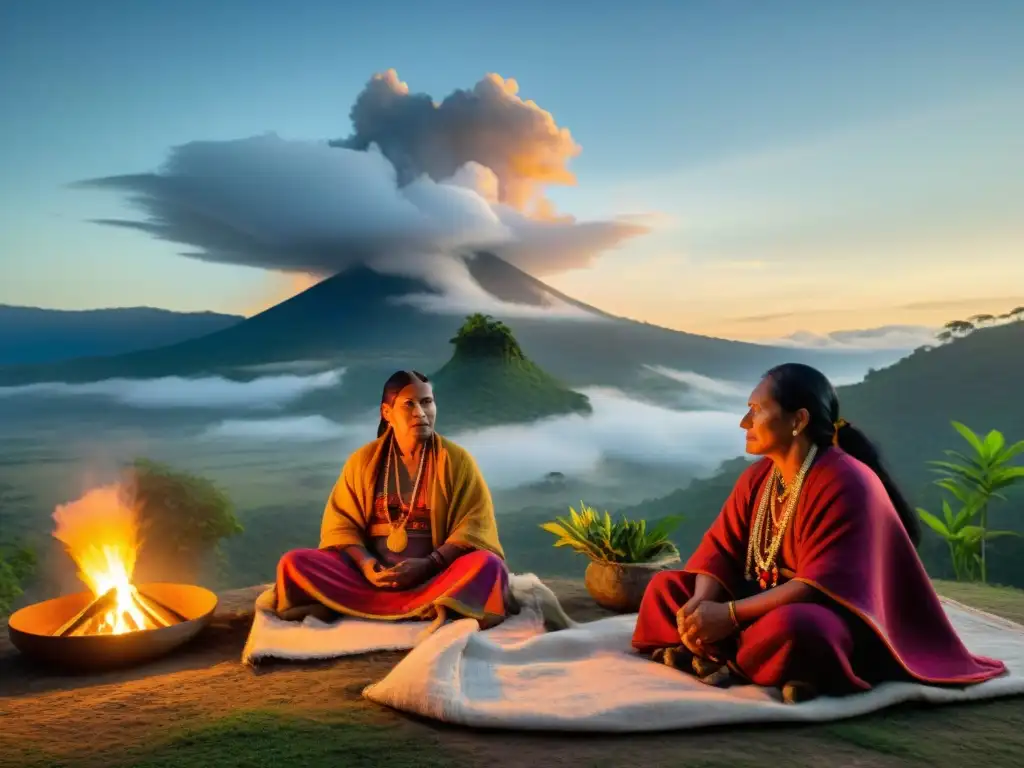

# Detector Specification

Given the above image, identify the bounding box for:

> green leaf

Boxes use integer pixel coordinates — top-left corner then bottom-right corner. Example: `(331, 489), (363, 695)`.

(941, 449), (985, 470)
(930, 460), (985, 484)
(960, 526), (1021, 542)
(995, 439), (1024, 464)
(917, 508), (952, 539)
(942, 500), (954, 528)
(951, 421), (986, 456)
(934, 478), (980, 506)
(982, 429), (1006, 460)
(958, 526), (1018, 545)
(994, 466), (1024, 482)
(951, 500), (978, 531)
(539, 522), (572, 539)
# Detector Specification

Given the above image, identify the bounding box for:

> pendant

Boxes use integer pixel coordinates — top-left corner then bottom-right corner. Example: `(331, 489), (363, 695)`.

(753, 569), (774, 593)
(757, 567), (779, 590)
(386, 526), (408, 553)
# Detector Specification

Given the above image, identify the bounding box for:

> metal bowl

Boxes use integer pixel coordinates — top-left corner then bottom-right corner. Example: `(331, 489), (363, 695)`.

(7, 582), (219, 671)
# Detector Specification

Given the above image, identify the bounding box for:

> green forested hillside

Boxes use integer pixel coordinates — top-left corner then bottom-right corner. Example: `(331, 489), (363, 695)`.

(838, 321), (1024, 583)
(428, 313), (592, 430)
(836, 321), (1023, 495)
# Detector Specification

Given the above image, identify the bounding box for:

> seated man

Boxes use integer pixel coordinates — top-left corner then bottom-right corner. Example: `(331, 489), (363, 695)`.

(632, 363), (1007, 703)
(259, 370), (511, 631)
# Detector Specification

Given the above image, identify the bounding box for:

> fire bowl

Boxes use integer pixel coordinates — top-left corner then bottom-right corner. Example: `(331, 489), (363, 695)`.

(7, 582), (219, 671)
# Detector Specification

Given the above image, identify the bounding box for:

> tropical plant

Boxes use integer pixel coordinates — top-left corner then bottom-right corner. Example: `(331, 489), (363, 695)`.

(121, 458), (244, 580)
(0, 540), (37, 617)
(540, 502), (683, 564)
(923, 422), (1024, 582)
(916, 498), (1017, 582)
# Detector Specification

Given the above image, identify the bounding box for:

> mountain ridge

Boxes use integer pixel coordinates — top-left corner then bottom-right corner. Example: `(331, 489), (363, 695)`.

(0, 304), (243, 366)
(0, 253), (909, 390)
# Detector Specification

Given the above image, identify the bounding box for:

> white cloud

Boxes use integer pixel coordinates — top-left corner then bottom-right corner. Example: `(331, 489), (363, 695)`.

(770, 325), (937, 351)
(0, 368), (344, 409)
(447, 387), (745, 489)
(201, 415), (354, 442)
(642, 365), (751, 408)
(76, 135), (650, 280)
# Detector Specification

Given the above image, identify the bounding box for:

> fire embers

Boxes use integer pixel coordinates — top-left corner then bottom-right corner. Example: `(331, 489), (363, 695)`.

(52, 584), (186, 637)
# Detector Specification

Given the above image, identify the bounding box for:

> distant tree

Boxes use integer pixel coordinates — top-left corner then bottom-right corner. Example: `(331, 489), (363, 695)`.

(943, 319), (976, 339)
(936, 329), (954, 343)
(1002, 306), (1024, 322)
(0, 541), (36, 617)
(450, 313), (525, 361)
(121, 459), (243, 581)
(968, 313), (996, 326)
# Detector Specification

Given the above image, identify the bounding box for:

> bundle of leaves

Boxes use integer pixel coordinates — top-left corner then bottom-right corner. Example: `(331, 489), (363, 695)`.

(541, 502), (683, 564)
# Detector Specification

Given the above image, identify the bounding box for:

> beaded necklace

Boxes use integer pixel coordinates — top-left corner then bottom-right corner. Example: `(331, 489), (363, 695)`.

(744, 443), (818, 589)
(381, 437), (427, 554)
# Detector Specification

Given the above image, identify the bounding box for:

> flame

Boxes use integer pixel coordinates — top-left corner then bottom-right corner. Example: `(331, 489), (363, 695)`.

(52, 485), (150, 635)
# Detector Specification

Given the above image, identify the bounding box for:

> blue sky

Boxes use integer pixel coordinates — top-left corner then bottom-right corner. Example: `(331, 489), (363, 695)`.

(1, 0), (1022, 340)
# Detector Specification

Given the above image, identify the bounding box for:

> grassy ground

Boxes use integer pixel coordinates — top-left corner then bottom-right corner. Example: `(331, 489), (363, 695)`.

(1, 579), (1022, 768)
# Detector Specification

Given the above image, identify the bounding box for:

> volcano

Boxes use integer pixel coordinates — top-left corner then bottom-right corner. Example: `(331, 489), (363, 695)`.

(0, 253), (907, 396)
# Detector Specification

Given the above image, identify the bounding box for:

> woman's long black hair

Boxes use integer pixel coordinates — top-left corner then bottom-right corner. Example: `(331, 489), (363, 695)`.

(764, 362), (921, 547)
(376, 370), (430, 438)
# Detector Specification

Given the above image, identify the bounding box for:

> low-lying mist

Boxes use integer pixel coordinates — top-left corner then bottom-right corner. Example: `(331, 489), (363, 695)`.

(0, 369), (345, 410)
(191, 381), (748, 490)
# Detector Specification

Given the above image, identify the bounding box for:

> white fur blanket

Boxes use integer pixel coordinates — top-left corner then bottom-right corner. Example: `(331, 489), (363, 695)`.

(242, 574), (1024, 732)
(241, 574), (571, 666)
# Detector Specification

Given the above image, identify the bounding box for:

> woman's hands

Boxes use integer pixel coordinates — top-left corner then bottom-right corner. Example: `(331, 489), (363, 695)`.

(676, 581), (739, 657)
(360, 559), (398, 588)
(361, 557), (438, 590)
(678, 601), (739, 649)
(385, 558), (437, 589)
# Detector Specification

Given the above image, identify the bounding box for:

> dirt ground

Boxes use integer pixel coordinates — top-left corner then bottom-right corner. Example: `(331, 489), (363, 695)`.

(1, 580), (1022, 768)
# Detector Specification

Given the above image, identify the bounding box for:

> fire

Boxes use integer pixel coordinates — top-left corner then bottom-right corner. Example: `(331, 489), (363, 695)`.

(51, 485), (154, 635)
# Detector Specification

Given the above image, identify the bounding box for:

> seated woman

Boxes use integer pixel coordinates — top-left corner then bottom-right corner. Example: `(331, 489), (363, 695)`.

(632, 362), (1007, 703)
(259, 370), (511, 632)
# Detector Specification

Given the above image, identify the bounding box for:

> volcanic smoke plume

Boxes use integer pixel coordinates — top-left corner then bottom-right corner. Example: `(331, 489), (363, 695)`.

(73, 70), (652, 280)
(334, 69), (580, 217)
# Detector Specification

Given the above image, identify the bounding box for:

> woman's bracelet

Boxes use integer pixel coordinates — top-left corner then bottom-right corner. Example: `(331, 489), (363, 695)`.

(428, 550), (447, 572)
(727, 600), (740, 628)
